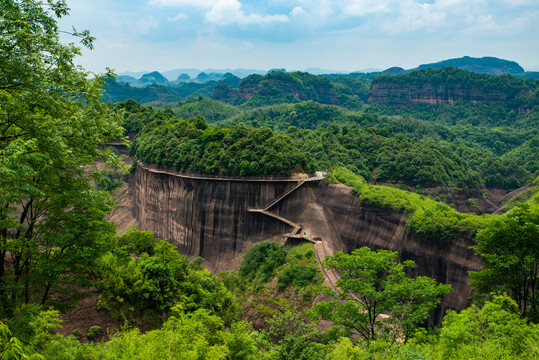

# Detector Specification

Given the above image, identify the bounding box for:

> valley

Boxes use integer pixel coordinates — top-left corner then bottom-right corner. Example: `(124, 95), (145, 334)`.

(1, 2), (538, 357)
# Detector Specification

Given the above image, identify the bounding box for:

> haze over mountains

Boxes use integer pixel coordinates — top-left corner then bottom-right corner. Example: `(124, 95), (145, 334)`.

(118, 56), (534, 84)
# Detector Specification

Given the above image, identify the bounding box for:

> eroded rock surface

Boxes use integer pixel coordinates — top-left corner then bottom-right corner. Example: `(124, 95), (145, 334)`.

(111, 165), (482, 323)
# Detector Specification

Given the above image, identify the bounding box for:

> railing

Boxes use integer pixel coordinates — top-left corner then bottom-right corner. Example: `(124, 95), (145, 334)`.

(136, 160), (325, 183)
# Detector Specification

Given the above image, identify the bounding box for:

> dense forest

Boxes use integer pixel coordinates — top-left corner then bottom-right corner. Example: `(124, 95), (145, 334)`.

(130, 117), (314, 176)
(1, 1), (539, 359)
(121, 92), (538, 192)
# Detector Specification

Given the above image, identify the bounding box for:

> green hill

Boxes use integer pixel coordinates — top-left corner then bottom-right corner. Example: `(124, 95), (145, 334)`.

(417, 56), (524, 75)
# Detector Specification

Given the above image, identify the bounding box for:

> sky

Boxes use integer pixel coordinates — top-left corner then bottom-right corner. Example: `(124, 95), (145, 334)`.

(58, 0), (539, 76)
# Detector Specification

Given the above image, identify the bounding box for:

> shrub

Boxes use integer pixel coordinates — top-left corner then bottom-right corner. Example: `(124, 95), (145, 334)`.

(86, 326), (103, 342)
(71, 329), (82, 339)
(238, 242), (287, 284)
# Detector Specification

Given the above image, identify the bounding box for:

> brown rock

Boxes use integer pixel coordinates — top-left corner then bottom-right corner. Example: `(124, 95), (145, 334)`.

(111, 166), (482, 324)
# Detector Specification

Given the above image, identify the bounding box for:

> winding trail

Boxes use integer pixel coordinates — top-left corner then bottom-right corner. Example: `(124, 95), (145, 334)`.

(137, 159), (339, 287)
(245, 175), (344, 288)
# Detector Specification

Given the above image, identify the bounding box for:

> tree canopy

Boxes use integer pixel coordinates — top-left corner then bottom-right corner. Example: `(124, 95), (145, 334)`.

(130, 117), (314, 176)
(469, 203), (539, 319)
(0, 0), (124, 314)
(309, 247), (452, 342)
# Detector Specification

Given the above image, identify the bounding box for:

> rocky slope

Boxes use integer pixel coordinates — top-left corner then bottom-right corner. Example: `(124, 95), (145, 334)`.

(368, 67), (536, 109)
(368, 81), (507, 106)
(110, 164), (482, 323)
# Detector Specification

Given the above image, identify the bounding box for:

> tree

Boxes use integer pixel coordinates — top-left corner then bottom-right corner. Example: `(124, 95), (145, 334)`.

(309, 247), (452, 343)
(469, 203), (539, 319)
(0, 0), (124, 314)
(437, 295), (539, 359)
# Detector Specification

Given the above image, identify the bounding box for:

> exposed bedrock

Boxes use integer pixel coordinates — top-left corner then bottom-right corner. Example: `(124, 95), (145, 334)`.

(128, 166), (299, 272)
(116, 165), (481, 322)
(317, 184), (480, 323)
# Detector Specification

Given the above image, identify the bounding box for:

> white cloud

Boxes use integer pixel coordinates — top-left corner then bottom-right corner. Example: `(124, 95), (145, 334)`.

(380, 1), (446, 34)
(291, 6), (306, 17)
(343, 0), (391, 16)
(148, 0), (218, 8)
(136, 17), (160, 34)
(168, 12), (188, 21)
(501, 0), (536, 6)
(205, 0), (289, 25)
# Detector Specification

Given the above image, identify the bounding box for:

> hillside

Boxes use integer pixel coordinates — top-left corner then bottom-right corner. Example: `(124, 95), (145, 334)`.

(104, 62), (537, 110)
(368, 67), (537, 109)
(118, 88), (538, 193)
(5, 2), (539, 359)
(417, 56), (525, 75)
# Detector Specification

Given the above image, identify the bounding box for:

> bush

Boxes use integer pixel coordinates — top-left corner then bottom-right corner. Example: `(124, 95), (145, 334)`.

(238, 242), (287, 284)
(71, 329), (82, 339)
(277, 264), (320, 291)
(86, 326), (102, 342)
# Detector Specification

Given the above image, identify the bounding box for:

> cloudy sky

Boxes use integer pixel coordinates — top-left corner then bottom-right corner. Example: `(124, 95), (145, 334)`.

(58, 0), (539, 75)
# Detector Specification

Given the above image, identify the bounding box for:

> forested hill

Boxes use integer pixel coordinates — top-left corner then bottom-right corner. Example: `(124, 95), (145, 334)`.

(104, 71), (370, 108)
(130, 116), (314, 176)
(104, 66), (537, 111)
(119, 99), (538, 192)
(212, 71), (368, 108)
(102, 77), (217, 104)
(369, 67), (538, 109)
(417, 56), (525, 75)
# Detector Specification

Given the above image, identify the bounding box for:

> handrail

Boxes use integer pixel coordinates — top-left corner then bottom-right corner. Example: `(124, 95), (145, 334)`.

(137, 160), (325, 183)
(261, 180), (306, 211)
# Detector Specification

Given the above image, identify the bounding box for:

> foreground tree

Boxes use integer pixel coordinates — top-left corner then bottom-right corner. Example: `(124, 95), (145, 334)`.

(309, 247), (452, 343)
(0, 0), (124, 314)
(469, 203), (539, 320)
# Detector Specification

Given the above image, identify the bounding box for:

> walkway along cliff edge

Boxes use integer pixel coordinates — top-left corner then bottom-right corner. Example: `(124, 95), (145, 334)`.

(110, 161), (482, 325)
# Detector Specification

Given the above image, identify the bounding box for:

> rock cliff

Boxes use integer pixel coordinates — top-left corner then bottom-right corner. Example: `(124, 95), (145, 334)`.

(111, 165), (481, 323)
(368, 82), (507, 106)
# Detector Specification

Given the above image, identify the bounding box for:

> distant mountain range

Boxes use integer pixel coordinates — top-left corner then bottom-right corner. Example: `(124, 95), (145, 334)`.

(118, 67), (380, 83)
(104, 57), (539, 104)
(117, 57), (536, 88)
(383, 56), (526, 76)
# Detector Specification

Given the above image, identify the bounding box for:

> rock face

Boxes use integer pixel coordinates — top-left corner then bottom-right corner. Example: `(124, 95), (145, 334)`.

(113, 165), (481, 323)
(368, 82), (507, 106)
(317, 184), (480, 323)
(127, 166), (301, 272)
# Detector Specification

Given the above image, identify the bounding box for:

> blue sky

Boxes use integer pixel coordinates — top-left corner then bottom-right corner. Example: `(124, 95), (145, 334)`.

(59, 0), (539, 75)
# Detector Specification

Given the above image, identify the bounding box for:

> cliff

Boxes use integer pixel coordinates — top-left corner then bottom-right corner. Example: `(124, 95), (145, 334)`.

(316, 184), (480, 321)
(368, 67), (536, 108)
(110, 164), (481, 323)
(368, 81), (507, 106)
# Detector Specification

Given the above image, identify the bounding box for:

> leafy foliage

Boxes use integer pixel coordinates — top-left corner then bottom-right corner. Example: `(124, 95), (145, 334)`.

(95, 170), (125, 193)
(263, 310), (328, 360)
(0, 0), (124, 315)
(41, 307), (262, 360)
(131, 118), (314, 176)
(96, 229), (236, 326)
(0, 321), (44, 360)
(469, 203), (539, 319)
(238, 242), (287, 285)
(434, 295), (539, 359)
(309, 247), (452, 342)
